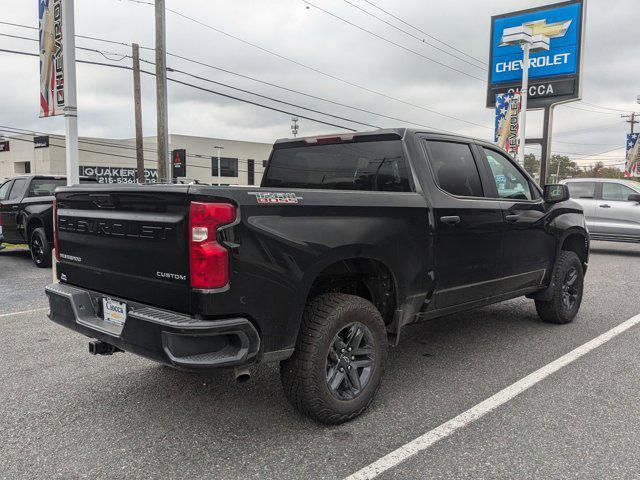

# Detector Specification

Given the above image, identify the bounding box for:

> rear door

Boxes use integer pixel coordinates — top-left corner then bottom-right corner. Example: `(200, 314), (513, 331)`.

(565, 181), (598, 231)
(1, 178), (28, 242)
(479, 147), (554, 290)
(55, 185), (192, 312)
(594, 181), (640, 238)
(0, 179), (13, 241)
(421, 138), (505, 309)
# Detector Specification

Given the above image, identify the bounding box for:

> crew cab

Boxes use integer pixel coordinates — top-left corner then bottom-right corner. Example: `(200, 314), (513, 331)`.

(0, 175), (97, 266)
(45, 129), (589, 424)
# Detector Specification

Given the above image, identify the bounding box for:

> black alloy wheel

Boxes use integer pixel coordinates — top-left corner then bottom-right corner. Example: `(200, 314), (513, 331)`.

(561, 266), (579, 311)
(326, 322), (375, 401)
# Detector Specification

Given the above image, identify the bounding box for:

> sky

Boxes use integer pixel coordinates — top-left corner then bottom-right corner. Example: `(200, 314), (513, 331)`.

(0, 0), (638, 167)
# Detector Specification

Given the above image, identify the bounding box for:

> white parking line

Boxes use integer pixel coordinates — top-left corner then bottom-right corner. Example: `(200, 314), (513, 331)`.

(345, 313), (640, 480)
(0, 307), (48, 319)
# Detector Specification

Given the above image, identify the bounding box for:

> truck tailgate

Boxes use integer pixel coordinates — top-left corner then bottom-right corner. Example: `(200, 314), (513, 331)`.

(55, 185), (191, 312)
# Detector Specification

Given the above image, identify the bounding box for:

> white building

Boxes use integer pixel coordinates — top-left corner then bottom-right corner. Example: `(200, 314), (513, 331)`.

(0, 133), (273, 185)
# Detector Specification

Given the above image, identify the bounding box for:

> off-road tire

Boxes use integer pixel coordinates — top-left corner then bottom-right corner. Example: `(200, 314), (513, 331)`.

(29, 227), (52, 268)
(280, 293), (387, 424)
(535, 251), (583, 324)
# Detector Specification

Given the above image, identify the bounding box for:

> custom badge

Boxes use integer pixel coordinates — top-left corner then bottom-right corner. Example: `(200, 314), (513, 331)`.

(248, 192), (302, 204)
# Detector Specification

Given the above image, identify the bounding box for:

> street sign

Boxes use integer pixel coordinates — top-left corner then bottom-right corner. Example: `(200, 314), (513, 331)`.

(171, 149), (186, 178)
(34, 135), (50, 148)
(486, 0), (586, 109)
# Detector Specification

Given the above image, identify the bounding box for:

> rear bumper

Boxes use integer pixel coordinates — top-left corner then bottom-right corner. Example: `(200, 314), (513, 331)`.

(45, 282), (260, 371)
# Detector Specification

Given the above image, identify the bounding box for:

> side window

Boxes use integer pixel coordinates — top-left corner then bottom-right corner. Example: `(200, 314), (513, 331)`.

(0, 180), (12, 200)
(602, 183), (637, 201)
(426, 141), (483, 197)
(8, 178), (27, 200)
(483, 148), (533, 200)
(566, 182), (596, 199)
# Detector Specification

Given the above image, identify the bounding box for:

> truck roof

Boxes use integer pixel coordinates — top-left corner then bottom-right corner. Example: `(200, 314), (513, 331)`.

(273, 128), (491, 148)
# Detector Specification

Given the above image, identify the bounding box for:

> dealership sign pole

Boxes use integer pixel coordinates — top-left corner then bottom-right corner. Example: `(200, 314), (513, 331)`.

(39, 0), (80, 185)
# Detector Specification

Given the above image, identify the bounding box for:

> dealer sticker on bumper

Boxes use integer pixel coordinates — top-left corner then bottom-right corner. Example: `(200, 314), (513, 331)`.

(102, 298), (127, 326)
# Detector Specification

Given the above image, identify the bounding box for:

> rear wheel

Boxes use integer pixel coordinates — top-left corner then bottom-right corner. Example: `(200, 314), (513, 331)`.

(29, 227), (51, 268)
(280, 293), (387, 424)
(535, 251), (583, 324)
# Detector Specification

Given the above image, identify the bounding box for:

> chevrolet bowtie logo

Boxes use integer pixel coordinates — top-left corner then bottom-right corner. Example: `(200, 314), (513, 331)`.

(500, 19), (572, 46)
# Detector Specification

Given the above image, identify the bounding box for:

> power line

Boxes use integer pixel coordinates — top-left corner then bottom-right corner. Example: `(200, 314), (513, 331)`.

(300, 0), (485, 82)
(117, 0), (491, 130)
(360, 0), (487, 67)
(0, 20), (132, 49)
(340, 0), (485, 71)
(0, 47), (364, 132)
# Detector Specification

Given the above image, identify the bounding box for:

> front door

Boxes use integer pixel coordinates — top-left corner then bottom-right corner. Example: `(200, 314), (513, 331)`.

(422, 139), (505, 309)
(480, 147), (555, 291)
(594, 181), (640, 238)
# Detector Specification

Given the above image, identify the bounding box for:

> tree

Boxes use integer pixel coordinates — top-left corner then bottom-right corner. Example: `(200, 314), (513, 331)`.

(548, 155), (580, 181)
(578, 161), (624, 179)
(523, 153), (540, 179)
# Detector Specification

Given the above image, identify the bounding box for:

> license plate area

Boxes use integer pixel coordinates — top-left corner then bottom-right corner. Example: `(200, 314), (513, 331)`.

(102, 298), (127, 327)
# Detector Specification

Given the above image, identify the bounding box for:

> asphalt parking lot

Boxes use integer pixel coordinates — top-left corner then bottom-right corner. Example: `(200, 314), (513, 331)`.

(1, 242), (640, 480)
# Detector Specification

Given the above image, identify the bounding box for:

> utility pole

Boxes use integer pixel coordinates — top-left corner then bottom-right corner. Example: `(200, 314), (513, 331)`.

(291, 116), (299, 137)
(132, 43), (145, 183)
(155, 0), (170, 182)
(61, 0), (79, 185)
(622, 113), (639, 134)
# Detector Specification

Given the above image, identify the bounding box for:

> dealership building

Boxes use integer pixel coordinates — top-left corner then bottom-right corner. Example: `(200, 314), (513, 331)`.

(0, 133), (273, 185)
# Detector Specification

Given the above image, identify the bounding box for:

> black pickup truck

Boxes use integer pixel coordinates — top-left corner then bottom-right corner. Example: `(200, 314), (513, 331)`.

(0, 175), (96, 267)
(46, 129), (589, 424)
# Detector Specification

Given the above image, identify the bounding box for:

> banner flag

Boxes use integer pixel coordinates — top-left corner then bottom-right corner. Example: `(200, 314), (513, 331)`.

(625, 133), (640, 178)
(39, 0), (65, 117)
(495, 92), (521, 158)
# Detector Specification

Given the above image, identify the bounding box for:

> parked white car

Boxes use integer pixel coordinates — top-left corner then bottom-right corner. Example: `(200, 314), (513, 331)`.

(560, 178), (640, 242)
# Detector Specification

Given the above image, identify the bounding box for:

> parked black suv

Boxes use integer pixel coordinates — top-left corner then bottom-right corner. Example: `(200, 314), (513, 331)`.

(0, 175), (96, 266)
(45, 129), (589, 423)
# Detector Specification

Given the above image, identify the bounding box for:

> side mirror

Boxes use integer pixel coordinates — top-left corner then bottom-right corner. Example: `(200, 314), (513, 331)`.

(628, 193), (640, 203)
(543, 184), (570, 204)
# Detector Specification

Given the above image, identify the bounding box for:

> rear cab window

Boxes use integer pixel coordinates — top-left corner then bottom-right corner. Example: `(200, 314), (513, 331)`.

(262, 139), (412, 192)
(28, 178), (66, 197)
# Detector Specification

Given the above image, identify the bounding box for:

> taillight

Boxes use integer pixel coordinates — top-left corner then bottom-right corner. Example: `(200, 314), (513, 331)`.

(53, 198), (60, 261)
(189, 202), (236, 289)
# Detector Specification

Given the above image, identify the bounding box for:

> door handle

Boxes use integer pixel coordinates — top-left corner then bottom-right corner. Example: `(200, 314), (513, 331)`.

(440, 215), (460, 225)
(599, 204), (611, 208)
(505, 214), (520, 223)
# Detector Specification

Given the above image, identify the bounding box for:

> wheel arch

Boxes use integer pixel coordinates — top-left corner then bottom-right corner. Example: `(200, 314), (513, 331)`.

(559, 229), (589, 272)
(285, 249), (401, 351)
(26, 216), (45, 242)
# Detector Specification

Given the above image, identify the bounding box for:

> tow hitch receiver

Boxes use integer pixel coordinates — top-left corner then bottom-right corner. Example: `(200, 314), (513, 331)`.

(88, 340), (122, 356)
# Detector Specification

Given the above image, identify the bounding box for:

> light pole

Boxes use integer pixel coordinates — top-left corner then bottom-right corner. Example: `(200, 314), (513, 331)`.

(500, 26), (550, 166)
(214, 145), (224, 186)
